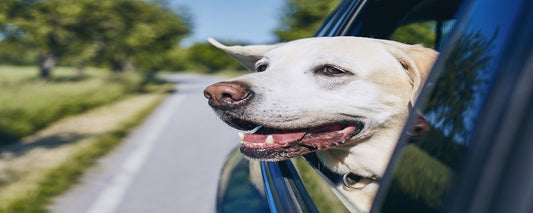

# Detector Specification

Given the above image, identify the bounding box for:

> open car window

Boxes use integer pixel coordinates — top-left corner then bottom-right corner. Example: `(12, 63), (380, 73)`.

(390, 19), (457, 51)
(294, 0), (463, 211)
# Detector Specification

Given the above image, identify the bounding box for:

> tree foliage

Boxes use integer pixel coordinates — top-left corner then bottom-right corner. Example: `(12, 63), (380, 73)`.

(390, 21), (436, 49)
(0, 0), (191, 78)
(188, 42), (246, 73)
(0, 40), (36, 65)
(275, 0), (340, 41)
(82, 0), (191, 72)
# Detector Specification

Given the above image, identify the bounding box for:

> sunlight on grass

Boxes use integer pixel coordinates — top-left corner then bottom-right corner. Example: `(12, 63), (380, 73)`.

(0, 66), (143, 143)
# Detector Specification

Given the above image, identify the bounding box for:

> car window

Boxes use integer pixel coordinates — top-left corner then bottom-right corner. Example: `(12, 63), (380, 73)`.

(292, 158), (354, 212)
(294, 0), (462, 211)
(315, 0), (362, 37)
(372, 0), (529, 212)
(216, 150), (269, 213)
(390, 21), (437, 49)
(390, 19), (457, 50)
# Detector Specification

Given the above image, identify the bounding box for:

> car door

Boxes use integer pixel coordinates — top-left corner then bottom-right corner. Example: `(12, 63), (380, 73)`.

(372, 0), (533, 212)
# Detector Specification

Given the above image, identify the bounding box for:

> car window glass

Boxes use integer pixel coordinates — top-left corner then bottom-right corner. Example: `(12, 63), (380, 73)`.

(374, 0), (526, 212)
(216, 150), (269, 213)
(390, 21), (437, 49)
(390, 19), (457, 50)
(292, 158), (354, 212)
(316, 0), (360, 37)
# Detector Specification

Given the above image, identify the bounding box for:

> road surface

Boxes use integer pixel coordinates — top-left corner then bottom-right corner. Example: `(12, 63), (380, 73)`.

(49, 73), (240, 213)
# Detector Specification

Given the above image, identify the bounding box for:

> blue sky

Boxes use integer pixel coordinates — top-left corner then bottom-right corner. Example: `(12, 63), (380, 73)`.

(169, 0), (285, 46)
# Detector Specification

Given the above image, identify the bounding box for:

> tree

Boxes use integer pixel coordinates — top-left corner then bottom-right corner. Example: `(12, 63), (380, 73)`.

(275, 0), (340, 41)
(0, 0), (91, 79)
(0, 0), (191, 78)
(86, 0), (191, 72)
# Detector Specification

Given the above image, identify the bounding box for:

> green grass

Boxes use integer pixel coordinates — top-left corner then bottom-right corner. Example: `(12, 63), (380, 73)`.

(0, 93), (167, 213)
(383, 145), (451, 212)
(0, 66), (145, 144)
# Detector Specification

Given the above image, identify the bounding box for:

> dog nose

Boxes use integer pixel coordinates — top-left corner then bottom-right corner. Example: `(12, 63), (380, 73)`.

(203, 81), (254, 108)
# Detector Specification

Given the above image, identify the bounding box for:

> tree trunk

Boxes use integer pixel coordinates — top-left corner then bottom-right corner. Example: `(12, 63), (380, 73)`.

(111, 57), (134, 72)
(123, 60), (134, 72)
(76, 60), (86, 77)
(38, 53), (57, 79)
(111, 59), (123, 72)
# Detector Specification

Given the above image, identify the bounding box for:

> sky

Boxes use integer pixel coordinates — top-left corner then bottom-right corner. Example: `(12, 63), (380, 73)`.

(169, 0), (286, 46)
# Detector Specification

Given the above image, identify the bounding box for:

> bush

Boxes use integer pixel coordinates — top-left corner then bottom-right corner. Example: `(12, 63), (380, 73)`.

(0, 41), (36, 65)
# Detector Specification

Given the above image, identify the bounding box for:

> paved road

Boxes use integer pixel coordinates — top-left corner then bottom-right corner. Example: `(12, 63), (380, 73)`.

(49, 74), (240, 213)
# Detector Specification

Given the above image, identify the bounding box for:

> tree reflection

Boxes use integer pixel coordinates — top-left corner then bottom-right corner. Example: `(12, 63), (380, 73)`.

(424, 29), (498, 143)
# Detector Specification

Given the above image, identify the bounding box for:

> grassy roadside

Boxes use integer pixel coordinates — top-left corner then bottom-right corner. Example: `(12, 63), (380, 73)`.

(0, 66), (146, 143)
(0, 84), (172, 213)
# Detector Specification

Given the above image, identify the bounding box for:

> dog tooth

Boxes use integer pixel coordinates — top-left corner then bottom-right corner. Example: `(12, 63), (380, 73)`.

(238, 132), (244, 140)
(243, 125), (263, 134)
(266, 135), (275, 144)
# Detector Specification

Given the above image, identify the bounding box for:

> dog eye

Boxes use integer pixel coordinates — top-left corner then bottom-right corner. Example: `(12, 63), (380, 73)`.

(256, 64), (268, 72)
(317, 65), (350, 76)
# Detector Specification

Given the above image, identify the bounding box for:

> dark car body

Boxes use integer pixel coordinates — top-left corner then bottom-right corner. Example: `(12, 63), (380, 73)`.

(216, 0), (533, 212)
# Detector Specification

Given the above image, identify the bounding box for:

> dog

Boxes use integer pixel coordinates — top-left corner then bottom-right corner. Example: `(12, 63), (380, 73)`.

(203, 36), (437, 211)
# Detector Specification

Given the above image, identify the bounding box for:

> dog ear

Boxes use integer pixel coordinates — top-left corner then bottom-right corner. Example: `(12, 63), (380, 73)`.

(207, 37), (276, 71)
(404, 45), (439, 104)
(386, 42), (439, 104)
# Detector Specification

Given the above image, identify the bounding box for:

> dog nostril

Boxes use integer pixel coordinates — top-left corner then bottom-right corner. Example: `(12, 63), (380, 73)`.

(221, 91), (248, 102)
(204, 81), (253, 108)
(222, 92), (233, 99)
(203, 90), (213, 100)
(220, 84), (250, 101)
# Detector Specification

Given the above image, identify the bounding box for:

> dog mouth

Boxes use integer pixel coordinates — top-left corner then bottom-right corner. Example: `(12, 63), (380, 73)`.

(237, 122), (363, 161)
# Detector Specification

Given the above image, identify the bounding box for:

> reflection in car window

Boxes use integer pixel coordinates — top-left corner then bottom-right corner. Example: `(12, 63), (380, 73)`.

(376, 0), (526, 212)
(292, 158), (353, 213)
(217, 150), (269, 213)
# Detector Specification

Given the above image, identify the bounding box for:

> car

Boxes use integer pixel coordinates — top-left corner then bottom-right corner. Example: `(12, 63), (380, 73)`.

(215, 0), (533, 212)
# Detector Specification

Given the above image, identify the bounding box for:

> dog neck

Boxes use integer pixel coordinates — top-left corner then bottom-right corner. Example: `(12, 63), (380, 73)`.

(304, 153), (379, 191)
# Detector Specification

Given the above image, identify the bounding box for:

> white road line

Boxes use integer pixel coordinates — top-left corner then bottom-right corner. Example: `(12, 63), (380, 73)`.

(86, 92), (185, 213)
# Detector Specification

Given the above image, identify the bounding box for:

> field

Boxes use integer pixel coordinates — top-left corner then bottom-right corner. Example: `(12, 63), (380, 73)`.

(0, 66), (145, 144)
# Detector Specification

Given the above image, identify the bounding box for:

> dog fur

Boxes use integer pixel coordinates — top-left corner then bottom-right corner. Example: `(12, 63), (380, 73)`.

(204, 36), (438, 211)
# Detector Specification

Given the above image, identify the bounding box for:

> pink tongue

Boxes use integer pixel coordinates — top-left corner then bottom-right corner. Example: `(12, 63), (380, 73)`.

(243, 131), (306, 144)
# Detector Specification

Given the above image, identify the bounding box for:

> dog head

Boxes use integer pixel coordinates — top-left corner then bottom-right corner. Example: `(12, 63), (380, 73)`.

(204, 37), (437, 176)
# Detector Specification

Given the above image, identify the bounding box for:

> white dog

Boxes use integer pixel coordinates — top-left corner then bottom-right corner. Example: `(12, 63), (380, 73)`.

(203, 36), (437, 211)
